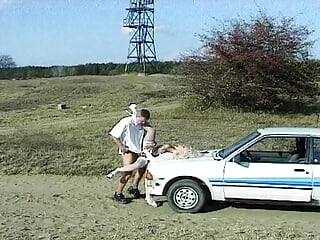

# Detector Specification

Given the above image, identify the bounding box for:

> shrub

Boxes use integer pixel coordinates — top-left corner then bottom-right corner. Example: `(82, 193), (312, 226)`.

(181, 14), (319, 112)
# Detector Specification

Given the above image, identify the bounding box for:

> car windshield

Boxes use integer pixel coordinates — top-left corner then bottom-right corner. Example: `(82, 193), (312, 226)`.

(218, 131), (260, 158)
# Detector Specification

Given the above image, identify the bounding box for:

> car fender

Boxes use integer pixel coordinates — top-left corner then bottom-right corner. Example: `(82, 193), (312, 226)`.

(147, 159), (225, 200)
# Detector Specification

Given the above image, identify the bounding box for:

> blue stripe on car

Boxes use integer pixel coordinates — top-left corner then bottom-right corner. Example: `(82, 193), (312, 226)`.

(209, 178), (320, 187)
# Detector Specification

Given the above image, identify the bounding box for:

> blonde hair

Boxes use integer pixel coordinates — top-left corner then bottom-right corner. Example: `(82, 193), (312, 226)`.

(159, 144), (191, 158)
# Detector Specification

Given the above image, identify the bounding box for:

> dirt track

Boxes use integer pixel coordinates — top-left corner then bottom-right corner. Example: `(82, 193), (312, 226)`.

(0, 175), (319, 240)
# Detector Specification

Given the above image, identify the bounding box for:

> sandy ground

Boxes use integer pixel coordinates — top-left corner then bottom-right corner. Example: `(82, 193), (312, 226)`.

(0, 175), (320, 240)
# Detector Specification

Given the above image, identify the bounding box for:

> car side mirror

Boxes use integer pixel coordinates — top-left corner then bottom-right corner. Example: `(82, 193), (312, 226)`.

(236, 161), (250, 168)
(233, 155), (250, 167)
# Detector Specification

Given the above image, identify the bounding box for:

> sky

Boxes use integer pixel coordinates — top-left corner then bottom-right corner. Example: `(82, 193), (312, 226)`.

(0, 0), (320, 67)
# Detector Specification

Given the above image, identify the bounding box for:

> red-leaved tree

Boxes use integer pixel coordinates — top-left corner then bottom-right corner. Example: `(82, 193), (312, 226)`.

(181, 14), (319, 112)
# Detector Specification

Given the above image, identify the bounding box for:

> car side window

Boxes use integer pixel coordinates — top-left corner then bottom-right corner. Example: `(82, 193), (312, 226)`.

(237, 137), (307, 164)
(312, 138), (320, 164)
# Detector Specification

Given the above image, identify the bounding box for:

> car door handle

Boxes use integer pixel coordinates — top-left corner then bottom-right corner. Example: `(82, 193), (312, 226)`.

(294, 168), (310, 174)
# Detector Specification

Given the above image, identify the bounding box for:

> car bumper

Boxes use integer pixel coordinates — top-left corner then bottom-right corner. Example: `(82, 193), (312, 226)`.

(145, 178), (166, 196)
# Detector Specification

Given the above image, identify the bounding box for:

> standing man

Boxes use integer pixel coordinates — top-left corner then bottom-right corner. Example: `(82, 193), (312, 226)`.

(109, 108), (150, 204)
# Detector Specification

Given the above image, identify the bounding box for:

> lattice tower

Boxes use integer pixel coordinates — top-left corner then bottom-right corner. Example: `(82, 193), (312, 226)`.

(123, 0), (157, 73)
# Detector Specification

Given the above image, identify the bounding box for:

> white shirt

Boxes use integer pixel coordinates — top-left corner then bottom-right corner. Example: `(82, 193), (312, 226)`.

(109, 116), (144, 154)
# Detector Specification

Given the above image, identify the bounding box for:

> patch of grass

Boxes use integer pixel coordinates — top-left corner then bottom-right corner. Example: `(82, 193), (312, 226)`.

(1, 74), (319, 175)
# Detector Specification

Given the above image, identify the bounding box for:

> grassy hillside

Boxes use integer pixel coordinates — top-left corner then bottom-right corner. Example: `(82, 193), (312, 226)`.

(1, 74), (319, 175)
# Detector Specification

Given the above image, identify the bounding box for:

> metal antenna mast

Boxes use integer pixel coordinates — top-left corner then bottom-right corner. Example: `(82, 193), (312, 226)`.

(123, 0), (157, 73)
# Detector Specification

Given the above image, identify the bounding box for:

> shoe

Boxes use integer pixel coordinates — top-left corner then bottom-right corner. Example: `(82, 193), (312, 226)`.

(127, 186), (140, 199)
(106, 169), (116, 179)
(113, 192), (128, 204)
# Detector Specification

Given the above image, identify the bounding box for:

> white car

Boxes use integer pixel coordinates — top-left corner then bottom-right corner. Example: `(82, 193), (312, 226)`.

(145, 127), (320, 213)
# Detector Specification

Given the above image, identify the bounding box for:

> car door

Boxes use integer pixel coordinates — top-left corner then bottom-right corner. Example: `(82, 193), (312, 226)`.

(223, 136), (313, 202)
(311, 138), (320, 201)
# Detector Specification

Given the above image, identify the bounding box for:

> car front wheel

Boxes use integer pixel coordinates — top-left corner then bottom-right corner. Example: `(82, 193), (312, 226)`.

(167, 179), (207, 213)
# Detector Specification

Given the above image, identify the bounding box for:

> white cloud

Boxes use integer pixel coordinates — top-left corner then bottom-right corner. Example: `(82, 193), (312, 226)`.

(155, 25), (179, 36)
(155, 25), (168, 31)
(121, 26), (133, 36)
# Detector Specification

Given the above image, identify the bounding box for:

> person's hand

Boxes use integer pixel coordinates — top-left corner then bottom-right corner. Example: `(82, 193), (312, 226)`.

(120, 144), (129, 154)
(139, 152), (146, 157)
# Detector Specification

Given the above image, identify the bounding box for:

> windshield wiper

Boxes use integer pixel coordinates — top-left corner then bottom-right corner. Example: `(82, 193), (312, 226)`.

(217, 149), (224, 158)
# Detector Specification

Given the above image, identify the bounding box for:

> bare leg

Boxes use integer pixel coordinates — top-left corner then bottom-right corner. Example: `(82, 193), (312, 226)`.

(107, 158), (148, 178)
(131, 166), (147, 189)
(118, 158), (147, 172)
(116, 152), (138, 194)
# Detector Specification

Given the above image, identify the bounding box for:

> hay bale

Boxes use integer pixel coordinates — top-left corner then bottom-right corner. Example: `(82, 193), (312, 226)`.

(57, 104), (67, 110)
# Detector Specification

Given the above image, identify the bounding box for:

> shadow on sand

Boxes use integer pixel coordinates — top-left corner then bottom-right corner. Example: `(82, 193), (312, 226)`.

(151, 198), (320, 213)
(203, 200), (320, 213)
(133, 194), (320, 213)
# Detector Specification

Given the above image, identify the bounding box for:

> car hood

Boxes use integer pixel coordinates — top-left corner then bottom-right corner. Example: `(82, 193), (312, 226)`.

(147, 149), (222, 176)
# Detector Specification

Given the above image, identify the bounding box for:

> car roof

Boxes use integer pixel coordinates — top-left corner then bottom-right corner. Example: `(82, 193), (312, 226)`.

(257, 127), (320, 136)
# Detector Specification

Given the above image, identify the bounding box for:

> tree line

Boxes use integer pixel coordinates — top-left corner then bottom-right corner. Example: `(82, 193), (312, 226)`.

(0, 61), (180, 80)
(2, 13), (320, 113)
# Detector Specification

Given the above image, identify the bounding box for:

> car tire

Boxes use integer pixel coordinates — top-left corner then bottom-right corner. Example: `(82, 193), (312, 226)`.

(167, 179), (207, 213)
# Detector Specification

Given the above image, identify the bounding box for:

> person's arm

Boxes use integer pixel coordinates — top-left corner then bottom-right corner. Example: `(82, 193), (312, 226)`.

(109, 118), (129, 154)
(110, 135), (128, 154)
